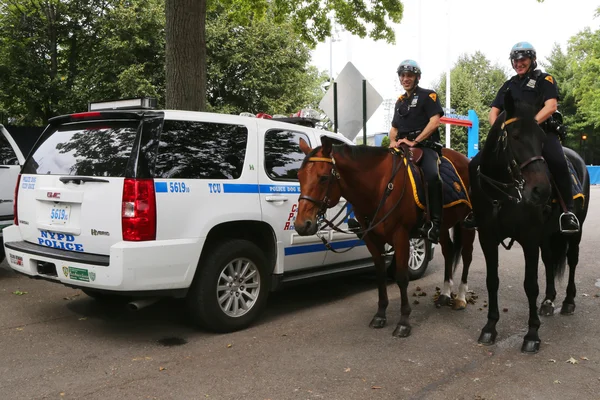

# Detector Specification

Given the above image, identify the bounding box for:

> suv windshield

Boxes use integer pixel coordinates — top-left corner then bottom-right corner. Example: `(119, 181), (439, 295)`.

(22, 121), (139, 177)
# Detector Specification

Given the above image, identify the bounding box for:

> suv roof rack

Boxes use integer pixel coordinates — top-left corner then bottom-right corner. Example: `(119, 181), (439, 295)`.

(88, 97), (157, 111)
(271, 116), (318, 128)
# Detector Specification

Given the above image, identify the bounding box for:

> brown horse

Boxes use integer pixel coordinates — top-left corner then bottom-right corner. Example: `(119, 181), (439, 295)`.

(295, 137), (476, 337)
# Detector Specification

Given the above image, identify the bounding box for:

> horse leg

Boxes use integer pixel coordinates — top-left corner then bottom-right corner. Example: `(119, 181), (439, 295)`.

(435, 228), (453, 308)
(522, 244), (542, 354)
(454, 227), (476, 311)
(392, 229), (412, 338)
(478, 232), (500, 345)
(539, 240), (557, 316)
(366, 239), (389, 329)
(561, 233), (581, 315)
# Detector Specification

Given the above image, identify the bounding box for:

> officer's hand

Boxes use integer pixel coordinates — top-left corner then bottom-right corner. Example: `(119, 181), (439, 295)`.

(397, 138), (417, 147)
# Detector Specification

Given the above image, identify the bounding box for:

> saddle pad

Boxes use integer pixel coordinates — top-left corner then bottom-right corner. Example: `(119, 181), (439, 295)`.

(406, 156), (472, 210)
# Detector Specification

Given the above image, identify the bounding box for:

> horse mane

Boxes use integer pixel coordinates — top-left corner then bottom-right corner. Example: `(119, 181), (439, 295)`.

(301, 144), (389, 168)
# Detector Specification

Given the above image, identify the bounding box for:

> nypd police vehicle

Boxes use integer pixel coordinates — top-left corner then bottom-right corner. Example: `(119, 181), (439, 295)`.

(3, 98), (432, 332)
(0, 124), (25, 262)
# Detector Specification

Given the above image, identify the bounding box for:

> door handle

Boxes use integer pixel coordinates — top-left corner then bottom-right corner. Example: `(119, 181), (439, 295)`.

(265, 196), (288, 202)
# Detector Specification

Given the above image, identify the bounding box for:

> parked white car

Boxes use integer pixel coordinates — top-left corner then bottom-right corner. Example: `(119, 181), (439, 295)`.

(3, 103), (432, 331)
(0, 124), (25, 263)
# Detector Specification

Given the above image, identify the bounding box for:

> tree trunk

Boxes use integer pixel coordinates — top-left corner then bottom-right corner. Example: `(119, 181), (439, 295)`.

(165, 0), (206, 111)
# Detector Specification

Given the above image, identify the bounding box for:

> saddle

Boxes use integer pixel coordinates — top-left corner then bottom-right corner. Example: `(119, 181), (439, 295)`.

(397, 144), (423, 164)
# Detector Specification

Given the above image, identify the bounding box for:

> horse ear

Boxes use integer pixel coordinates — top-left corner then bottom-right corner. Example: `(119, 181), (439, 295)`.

(504, 89), (515, 118)
(320, 136), (333, 156)
(299, 138), (312, 155)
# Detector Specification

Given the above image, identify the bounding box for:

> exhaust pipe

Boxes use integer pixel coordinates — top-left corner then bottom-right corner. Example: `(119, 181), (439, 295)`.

(127, 298), (160, 311)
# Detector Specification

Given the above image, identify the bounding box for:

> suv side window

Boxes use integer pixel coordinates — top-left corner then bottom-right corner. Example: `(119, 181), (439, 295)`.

(0, 132), (19, 166)
(265, 130), (310, 181)
(155, 120), (248, 179)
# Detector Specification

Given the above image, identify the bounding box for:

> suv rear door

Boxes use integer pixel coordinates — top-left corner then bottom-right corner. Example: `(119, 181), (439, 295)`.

(259, 126), (326, 272)
(16, 113), (156, 255)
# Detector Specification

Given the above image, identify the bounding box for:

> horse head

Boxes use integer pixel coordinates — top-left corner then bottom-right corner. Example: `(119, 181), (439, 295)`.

(483, 89), (551, 206)
(294, 136), (343, 236)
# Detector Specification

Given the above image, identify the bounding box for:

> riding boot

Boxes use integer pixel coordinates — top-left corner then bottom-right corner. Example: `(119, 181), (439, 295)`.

(555, 176), (580, 234)
(418, 180), (442, 244)
(463, 211), (478, 230)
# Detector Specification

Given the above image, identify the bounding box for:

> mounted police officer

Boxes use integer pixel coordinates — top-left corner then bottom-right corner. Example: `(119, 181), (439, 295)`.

(464, 42), (579, 233)
(389, 59), (444, 244)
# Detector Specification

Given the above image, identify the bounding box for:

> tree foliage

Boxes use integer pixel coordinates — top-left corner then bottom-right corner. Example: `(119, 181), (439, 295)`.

(380, 135), (390, 148)
(434, 52), (507, 155)
(0, 0), (331, 125)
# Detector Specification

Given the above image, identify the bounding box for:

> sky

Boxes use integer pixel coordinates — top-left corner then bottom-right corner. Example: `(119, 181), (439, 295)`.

(310, 0), (600, 138)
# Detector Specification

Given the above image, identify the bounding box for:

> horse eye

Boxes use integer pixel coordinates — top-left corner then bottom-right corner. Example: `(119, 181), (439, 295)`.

(318, 175), (329, 183)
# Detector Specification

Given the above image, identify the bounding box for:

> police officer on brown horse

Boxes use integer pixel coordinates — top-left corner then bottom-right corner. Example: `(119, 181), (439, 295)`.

(389, 59), (444, 243)
(464, 42), (579, 233)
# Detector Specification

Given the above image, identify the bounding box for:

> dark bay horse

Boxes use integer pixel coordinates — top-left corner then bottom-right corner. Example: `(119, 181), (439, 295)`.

(471, 92), (590, 353)
(294, 137), (476, 337)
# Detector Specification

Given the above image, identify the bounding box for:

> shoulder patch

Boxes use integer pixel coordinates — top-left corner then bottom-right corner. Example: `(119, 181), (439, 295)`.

(545, 75), (554, 84)
(398, 95), (405, 101)
(429, 93), (437, 102)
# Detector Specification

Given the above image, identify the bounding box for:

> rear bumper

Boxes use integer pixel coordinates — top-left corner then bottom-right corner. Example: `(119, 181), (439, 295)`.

(3, 225), (203, 293)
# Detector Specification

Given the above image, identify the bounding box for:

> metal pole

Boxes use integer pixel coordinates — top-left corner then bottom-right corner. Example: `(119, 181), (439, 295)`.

(362, 79), (367, 145)
(333, 82), (338, 133)
(445, 0), (451, 149)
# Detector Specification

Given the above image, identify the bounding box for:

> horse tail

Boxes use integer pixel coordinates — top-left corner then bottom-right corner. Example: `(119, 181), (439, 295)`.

(550, 234), (568, 280)
(450, 224), (463, 276)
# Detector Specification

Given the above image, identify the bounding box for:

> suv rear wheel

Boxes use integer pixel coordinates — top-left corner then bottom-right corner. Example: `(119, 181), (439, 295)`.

(386, 238), (431, 281)
(187, 239), (270, 332)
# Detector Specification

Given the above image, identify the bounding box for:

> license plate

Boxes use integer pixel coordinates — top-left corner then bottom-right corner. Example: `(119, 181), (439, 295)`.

(50, 204), (71, 224)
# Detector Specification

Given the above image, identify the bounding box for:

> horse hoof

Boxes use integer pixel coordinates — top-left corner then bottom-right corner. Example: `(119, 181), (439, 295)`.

(369, 317), (387, 329)
(560, 303), (576, 315)
(393, 324), (411, 338)
(478, 330), (497, 346)
(452, 300), (467, 311)
(539, 303), (555, 317)
(435, 295), (451, 308)
(521, 339), (541, 354)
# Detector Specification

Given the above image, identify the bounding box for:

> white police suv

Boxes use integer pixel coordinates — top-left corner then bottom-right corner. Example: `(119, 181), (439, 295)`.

(3, 100), (432, 332)
(0, 124), (25, 262)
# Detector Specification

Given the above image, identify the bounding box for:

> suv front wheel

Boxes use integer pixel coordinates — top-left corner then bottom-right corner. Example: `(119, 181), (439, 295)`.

(187, 239), (270, 333)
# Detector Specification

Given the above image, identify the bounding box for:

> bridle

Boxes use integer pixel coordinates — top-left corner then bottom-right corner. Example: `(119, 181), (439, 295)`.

(477, 117), (546, 204)
(297, 156), (339, 218)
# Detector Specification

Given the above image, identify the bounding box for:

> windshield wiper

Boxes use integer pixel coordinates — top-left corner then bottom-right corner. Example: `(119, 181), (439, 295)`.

(59, 176), (110, 184)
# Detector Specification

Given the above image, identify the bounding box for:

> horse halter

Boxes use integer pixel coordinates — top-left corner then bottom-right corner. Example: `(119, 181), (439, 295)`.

(298, 156), (339, 218)
(477, 117), (546, 204)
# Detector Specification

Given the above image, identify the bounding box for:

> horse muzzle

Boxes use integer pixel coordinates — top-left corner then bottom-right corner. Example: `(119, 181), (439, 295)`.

(294, 218), (319, 236)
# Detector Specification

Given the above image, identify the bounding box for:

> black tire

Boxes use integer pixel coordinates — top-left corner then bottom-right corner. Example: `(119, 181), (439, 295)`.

(187, 239), (270, 333)
(82, 289), (130, 304)
(386, 238), (431, 281)
(0, 238), (5, 263)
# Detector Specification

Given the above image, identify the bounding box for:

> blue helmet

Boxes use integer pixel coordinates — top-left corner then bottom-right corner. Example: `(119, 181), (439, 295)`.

(397, 59), (422, 76)
(510, 42), (536, 61)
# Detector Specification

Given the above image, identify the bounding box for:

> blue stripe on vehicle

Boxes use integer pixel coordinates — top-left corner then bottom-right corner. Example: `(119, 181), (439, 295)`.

(284, 239), (365, 256)
(155, 182), (168, 192)
(222, 183), (300, 194)
(222, 183), (259, 193)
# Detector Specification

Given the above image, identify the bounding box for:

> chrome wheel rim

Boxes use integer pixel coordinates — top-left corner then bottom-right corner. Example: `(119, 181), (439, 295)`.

(408, 239), (427, 272)
(217, 257), (261, 317)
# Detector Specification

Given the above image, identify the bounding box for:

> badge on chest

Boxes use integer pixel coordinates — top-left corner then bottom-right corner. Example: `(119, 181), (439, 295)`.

(526, 79), (536, 88)
(410, 95), (419, 107)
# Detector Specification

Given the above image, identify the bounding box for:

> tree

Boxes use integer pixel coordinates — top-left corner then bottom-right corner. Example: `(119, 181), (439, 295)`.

(206, 13), (329, 115)
(434, 53), (507, 154)
(380, 135), (390, 148)
(165, 0), (404, 111)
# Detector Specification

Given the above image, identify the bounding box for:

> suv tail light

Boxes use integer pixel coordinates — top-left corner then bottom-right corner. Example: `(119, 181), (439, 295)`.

(121, 178), (156, 241)
(13, 174), (21, 225)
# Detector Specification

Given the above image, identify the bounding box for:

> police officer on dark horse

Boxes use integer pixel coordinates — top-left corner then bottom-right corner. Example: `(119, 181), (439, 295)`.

(389, 59), (444, 244)
(464, 41), (580, 233)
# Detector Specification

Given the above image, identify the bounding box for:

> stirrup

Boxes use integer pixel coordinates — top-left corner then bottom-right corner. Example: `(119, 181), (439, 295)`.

(559, 211), (580, 234)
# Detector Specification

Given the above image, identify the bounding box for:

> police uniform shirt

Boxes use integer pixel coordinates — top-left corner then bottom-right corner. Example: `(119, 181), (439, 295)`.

(392, 86), (444, 142)
(491, 69), (559, 111)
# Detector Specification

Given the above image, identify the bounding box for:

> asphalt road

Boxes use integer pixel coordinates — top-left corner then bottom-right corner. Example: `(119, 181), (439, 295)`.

(1, 188), (600, 400)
